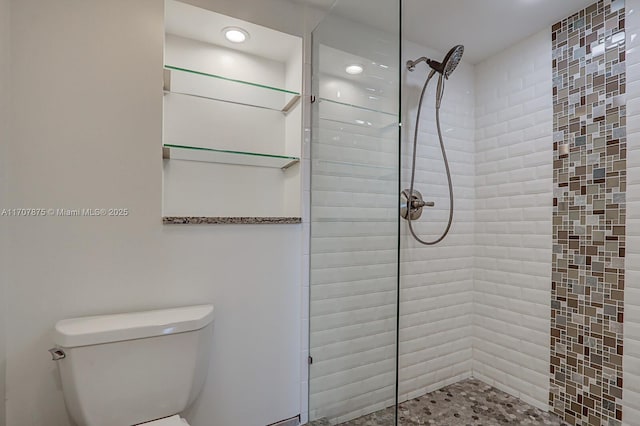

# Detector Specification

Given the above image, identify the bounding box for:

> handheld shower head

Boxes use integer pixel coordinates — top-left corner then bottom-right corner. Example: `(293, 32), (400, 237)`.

(406, 45), (464, 79)
(438, 45), (464, 78)
(403, 45), (464, 245)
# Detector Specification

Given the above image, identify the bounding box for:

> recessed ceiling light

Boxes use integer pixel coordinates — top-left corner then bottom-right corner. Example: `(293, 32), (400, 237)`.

(223, 27), (249, 43)
(345, 64), (364, 75)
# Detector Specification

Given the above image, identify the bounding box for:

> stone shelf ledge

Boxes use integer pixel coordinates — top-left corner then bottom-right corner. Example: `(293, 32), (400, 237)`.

(163, 217), (302, 225)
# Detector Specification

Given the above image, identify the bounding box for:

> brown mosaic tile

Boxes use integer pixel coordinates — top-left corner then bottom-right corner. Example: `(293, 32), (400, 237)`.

(551, 1), (626, 425)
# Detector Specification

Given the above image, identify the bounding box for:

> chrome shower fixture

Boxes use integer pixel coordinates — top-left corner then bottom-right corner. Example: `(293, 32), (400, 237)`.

(406, 45), (464, 79)
(402, 44), (464, 246)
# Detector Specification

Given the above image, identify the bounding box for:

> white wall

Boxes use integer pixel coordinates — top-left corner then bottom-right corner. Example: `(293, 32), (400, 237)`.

(624, 0), (640, 422)
(284, 45), (304, 217)
(5, 1), (311, 425)
(398, 40), (475, 402)
(0, 0), (9, 423)
(473, 29), (553, 410)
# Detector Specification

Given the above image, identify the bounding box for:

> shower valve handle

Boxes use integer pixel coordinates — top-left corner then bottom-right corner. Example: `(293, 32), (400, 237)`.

(401, 189), (436, 221)
(412, 200), (435, 208)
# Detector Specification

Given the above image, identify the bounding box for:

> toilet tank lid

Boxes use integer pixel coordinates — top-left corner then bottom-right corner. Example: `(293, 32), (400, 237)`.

(53, 305), (214, 348)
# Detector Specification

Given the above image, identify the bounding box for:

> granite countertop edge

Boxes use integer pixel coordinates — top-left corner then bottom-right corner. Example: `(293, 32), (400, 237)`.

(163, 217), (302, 225)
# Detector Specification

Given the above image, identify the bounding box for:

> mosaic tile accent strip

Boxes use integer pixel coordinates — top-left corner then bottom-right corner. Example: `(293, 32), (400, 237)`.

(551, 1), (626, 425)
(307, 379), (567, 425)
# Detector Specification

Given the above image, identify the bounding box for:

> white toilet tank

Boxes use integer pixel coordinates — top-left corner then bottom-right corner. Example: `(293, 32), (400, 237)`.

(51, 305), (214, 426)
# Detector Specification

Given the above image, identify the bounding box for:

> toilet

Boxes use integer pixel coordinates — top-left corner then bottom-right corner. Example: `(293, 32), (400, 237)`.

(49, 304), (214, 426)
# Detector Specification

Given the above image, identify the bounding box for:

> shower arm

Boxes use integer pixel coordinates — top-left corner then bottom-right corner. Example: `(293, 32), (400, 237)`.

(406, 56), (441, 72)
(406, 57), (428, 70)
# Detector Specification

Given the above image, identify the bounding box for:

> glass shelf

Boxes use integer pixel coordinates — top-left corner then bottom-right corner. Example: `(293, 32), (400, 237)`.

(162, 144), (300, 169)
(317, 98), (399, 130)
(318, 97), (396, 116)
(312, 158), (397, 180)
(164, 65), (301, 113)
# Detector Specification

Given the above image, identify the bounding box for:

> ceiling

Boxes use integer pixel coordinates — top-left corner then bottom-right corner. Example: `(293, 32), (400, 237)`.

(291, 0), (598, 64)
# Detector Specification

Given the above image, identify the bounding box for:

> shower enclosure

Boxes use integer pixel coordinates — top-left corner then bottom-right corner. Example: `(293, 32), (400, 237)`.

(309, 1), (476, 425)
(309, 0), (401, 424)
(309, 0), (627, 425)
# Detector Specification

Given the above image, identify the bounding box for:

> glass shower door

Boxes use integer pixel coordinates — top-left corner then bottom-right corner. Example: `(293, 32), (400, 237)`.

(309, 1), (401, 424)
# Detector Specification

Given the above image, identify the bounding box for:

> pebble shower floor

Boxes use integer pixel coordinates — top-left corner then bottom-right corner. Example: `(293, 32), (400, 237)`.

(309, 379), (568, 425)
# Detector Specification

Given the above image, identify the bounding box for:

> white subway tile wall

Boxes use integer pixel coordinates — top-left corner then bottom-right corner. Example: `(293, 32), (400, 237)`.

(473, 29), (553, 411)
(398, 41), (476, 402)
(307, 32), (555, 423)
(624, 0), (640, 423)
(308, 42), (400, 423)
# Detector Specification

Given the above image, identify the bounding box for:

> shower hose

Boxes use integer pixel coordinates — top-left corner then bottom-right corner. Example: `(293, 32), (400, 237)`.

(406, 70), (454, 245)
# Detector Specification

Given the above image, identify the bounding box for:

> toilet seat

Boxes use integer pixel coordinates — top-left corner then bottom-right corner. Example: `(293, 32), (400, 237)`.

(138, 415), (190, 425)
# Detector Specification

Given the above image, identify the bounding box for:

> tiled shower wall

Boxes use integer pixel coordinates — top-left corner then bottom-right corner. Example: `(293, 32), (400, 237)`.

(550, 1), (627, 424)
(473, 29), (553, 411)
(308, 14), (400, 424)
(308, 36), (475, 424)
(399, 40), (475, 402)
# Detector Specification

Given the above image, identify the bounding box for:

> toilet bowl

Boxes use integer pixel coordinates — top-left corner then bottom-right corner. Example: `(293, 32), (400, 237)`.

(50, 305), (214, 426)
(140, 415), (190, 425)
